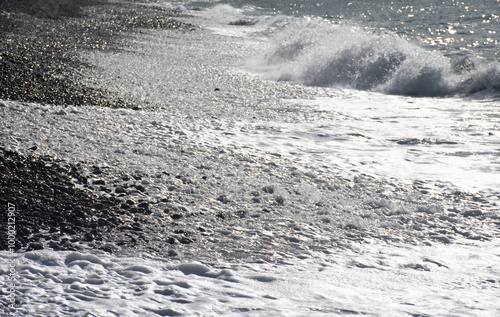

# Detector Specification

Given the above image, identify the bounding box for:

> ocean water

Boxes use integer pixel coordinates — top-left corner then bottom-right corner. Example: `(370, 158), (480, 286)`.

(184, 0), (500, 193)
(1, 0), (500, 316)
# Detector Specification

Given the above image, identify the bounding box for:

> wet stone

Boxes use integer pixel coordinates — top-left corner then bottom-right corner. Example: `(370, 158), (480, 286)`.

(91, 203), (105, 210)
(83, 232), (94, 242)
(93, 179), (106, 185)
(138, 202), (149, 209)
(168, 250), (178, 257)
(115, 186), (126, 194)
(217, 195), (231, 204)
(463, 209), (483, 217)
(262, 186), (274, 194)
(0, 147), (126, 252)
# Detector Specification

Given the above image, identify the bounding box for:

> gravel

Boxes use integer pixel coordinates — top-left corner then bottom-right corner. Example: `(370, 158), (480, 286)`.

(0, 0), (195, 107)
(1, 0), (498, 262)
(0, 0), (197, 254)
(0, 147), (124, 252)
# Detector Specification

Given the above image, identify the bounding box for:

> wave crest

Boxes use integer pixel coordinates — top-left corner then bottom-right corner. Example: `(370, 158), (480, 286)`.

(250, 19), (500, 97)
(201, 4), (258, 26)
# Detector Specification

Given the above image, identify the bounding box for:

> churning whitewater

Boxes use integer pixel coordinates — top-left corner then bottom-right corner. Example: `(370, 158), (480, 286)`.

(251, 18), (500, 96)
(1, 0), (499, 316)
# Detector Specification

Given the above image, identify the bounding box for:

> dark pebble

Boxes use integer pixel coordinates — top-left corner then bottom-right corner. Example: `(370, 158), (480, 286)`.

(178, 237), (194, 244)
(83, 232), (94, 242)
(121, 203), (131, 210)
(115, 186), (125, 194)
(138, 202), (149, 209)
(27, 243), (44, 251)
(48, 241), (61, 250)
(236, 210), (248, 218)
(132, 224), (143, 232)
(275, 196), (285, 205)
(262, 186), (274, 194)
(463, 210), (483, 217)
(217, 195), (230, 204)
(52, 184), (69, 192)
(99, 245), (115, 253)
(91, 203), (105, 210)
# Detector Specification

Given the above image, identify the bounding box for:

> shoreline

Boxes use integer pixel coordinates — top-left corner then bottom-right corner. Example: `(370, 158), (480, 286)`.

(1, 2), (499, 315)
(1, 0), (498, 261)
(0, 0), (198, 254)
(0, 0), (195, 108)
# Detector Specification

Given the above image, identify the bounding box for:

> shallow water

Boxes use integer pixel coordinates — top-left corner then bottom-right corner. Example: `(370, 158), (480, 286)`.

(2, 239), (500, 316)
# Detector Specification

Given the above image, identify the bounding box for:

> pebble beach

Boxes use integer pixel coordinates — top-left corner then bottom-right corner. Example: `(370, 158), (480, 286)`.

(1, 1), (499, 316)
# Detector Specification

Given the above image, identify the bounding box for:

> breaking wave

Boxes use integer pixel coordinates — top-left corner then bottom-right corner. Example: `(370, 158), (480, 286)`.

(249, 19), (500, 97)
(200, 4), (258, 26)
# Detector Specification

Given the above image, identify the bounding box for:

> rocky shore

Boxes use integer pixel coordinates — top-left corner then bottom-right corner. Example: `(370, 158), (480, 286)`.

(1, 0), (498, 262)
(0, 144), (203, 255)
(0, 0), (198, 254)
(0, 146), (124, 252)
(0, 0), (194, 107)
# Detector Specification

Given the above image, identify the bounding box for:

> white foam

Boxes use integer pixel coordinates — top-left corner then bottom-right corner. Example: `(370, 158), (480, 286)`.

(202, 91), (500, 193)
(242, 14), (500, 97)
(2, 240), (499, 316)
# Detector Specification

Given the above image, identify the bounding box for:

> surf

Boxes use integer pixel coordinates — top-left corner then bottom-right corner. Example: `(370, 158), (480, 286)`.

(244, 17), (500, 97)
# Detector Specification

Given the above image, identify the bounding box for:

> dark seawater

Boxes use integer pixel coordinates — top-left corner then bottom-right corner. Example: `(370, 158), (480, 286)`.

(196, 0), (500, 58)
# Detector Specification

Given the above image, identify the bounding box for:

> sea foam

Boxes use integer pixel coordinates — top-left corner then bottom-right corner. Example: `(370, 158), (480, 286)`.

(200, 4), (258, 26)
(3, 240), (500, 316)
(248, 17), (500, 97)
